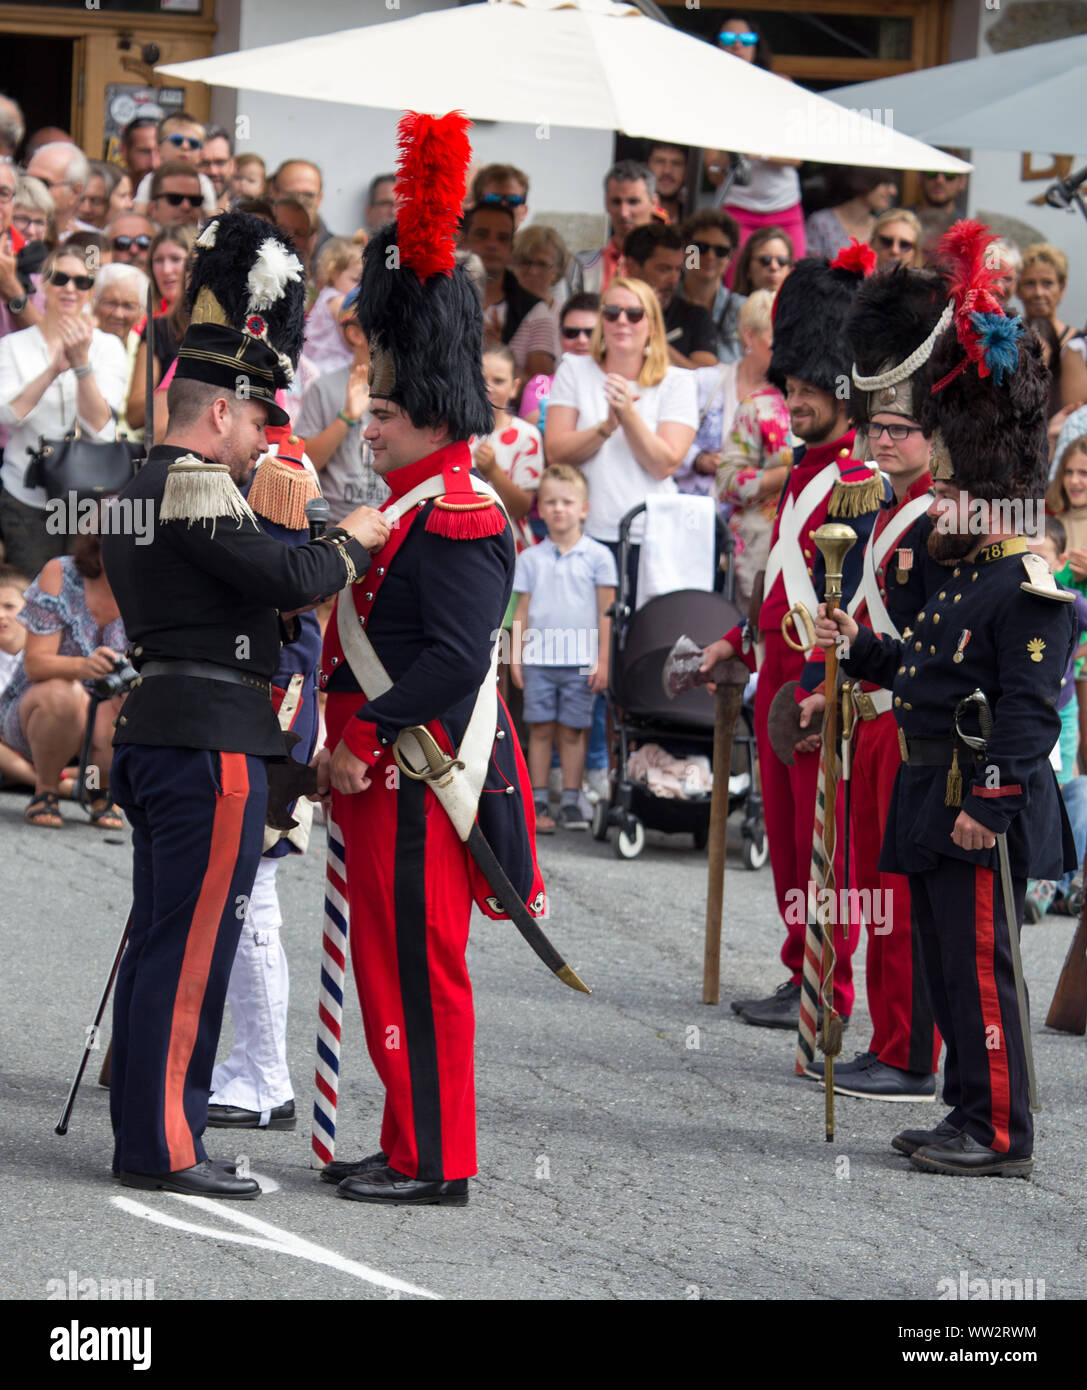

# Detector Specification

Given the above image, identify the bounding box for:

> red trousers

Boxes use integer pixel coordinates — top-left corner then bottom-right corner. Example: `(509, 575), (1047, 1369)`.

(327, 695), (477, 1181)
(848, 712), (941, 1073)
(755, 632), (858, 1015)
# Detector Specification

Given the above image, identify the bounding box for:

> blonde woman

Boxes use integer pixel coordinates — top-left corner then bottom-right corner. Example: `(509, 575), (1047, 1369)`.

(545, 276), (697, 582)
(1019, 243), (1086, 412)
(869, 209), (923, 271)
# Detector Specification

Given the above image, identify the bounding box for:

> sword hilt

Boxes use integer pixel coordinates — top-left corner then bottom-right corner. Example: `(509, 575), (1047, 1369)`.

(393, 725), (465, 786)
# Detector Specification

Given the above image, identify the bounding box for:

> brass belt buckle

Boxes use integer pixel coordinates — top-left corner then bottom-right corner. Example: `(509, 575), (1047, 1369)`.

(897, 727), (909, 763)
(854, 689), (877, 722)
(393, 724), (465, 787)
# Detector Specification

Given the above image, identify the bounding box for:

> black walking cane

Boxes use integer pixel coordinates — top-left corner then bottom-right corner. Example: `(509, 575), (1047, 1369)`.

(55, 912), (131, 1134)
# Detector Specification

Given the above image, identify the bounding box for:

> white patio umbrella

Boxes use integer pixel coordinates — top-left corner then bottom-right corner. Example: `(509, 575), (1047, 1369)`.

(156, 0), (967, 172)
(832, 34), (1087, 153)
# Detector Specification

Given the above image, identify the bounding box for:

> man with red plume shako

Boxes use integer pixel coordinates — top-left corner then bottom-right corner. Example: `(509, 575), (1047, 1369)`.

(816, 222), (1078, 1177)
(314, 113), (568, 1208)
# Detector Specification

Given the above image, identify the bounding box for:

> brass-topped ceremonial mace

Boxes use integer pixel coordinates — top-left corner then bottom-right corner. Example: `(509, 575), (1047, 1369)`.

(812, 522), (856, 1140)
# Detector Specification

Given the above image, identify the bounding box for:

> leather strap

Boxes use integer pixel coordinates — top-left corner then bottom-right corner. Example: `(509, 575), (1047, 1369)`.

(848, 492), (931, 636)
(140, 659), (270, 694)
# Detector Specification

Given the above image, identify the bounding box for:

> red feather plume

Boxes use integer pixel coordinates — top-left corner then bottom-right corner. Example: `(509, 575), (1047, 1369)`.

(938, 219), (1004, 360)
(395, 110), (473, 281)
(829, 238), (877, 277)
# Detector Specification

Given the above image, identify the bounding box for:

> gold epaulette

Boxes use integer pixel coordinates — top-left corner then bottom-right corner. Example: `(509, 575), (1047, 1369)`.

(248, 449), (321, 531)
(1021, 551), (1076, 603)
(159, 453), (260, 534)
(828, 468), (884, 519)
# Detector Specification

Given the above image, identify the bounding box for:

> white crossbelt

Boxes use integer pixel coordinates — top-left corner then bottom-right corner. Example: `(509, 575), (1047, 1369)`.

(763, 462), (839, 621)
(334, 473), (504, 840)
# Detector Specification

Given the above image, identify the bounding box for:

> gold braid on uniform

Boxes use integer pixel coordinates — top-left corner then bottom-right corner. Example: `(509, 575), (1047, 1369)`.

(159, 454), (261, 536)
(318, 528), (358, 586)
(828, 469), (884, 519)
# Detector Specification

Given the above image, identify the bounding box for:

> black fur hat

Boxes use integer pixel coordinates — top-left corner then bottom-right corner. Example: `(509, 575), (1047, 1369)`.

(356, 112), (493, 441)
(768, 244), (875, 396)
(184, 212), (306, 382)
(846, 267), (950, 432)
(357, 220), (493, 439)
(920, 221), (1050, 503)
(920, 320), (1049, 503)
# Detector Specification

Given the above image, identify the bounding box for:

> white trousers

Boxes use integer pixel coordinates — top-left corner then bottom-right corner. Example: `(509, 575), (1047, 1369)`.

(210, 857), (293, 1114)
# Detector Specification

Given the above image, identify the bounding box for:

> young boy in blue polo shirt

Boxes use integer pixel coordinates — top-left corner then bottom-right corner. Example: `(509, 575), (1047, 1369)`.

(511, 465), (617, 832)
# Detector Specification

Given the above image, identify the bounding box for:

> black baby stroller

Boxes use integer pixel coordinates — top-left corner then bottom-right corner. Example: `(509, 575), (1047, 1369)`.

(592, 503), (767, 864)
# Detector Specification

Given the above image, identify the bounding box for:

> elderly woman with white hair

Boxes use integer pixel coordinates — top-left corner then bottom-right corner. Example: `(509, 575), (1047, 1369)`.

(92, 261), (149, 440)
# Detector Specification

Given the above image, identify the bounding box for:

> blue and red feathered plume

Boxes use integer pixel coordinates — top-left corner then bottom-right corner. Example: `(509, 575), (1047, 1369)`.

(931, 220), (1024, 391)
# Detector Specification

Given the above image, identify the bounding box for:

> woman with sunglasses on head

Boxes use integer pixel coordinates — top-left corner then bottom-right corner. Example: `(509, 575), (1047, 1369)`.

(869, 208), (923, 272)
(712, 17), (806, 275)
(679, 208), (744, 362)
(518, 292), (599, 431)
(731, 225), (794, 297)
(126, 224), (195, 432)
(0, 248), (128, 577)
(545, 278), (697, 586)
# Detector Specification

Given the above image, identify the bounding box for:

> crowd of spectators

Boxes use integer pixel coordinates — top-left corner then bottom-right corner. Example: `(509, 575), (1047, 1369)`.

(1, 13), (1086, 832)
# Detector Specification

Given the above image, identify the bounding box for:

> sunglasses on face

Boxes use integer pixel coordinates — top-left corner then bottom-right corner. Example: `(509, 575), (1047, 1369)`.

(718, 30), (758, 45)
(869, 421), (923, 441)
(166, 134), (203, 151)
(159, 191), (202, 208)
(756, 254), (791, 268)
(561, 325), (593, 340)
(480, 192), (526, 208)
(49, 271), (95, 291)
(691, 239), (733, 259)
(877, 234), (915, 252)
(602, 305), (646, 323)
(111, 234), (151, 252)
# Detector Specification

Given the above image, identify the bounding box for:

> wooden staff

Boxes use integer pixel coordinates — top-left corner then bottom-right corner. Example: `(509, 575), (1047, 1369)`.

(811, 522), (856, 1140)
(1046, 854), (1087, 1035)
(703, 657), (752, 1004)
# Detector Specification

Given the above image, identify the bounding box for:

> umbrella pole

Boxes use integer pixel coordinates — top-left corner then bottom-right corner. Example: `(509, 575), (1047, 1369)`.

(703, 683), (743, 1004)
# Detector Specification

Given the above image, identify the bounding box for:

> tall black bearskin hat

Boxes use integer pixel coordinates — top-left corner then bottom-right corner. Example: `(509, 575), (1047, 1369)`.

(356, 111), (493, 441)
(919, 221), (1049, 503)
(846, 266), (951, 460)
(172, 211), (306, 428)
(768, 240), (877, 396)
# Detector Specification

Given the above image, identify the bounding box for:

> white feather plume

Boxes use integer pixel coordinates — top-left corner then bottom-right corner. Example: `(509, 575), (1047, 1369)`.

(247, 238), (304, 313)
(195, 220), (218, 249)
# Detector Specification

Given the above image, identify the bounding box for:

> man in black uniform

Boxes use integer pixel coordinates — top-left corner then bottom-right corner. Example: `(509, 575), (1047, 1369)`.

(816, 221), (1077, 1177)
(102, 213), (388, 1198)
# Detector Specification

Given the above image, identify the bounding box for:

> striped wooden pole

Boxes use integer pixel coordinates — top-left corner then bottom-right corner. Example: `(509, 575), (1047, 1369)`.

(796, 752), (828, 1076)
(311, 814), (348, 1168)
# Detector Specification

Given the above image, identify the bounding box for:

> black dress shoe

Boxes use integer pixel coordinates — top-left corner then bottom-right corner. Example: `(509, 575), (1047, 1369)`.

(892, 1118), (962, 1157)
(831, 1058), (935, 1101)
(740, 981), (850, 1033)
(320, 1150), (388, 1185)
(910, 1131), (1033, 1179)
(802, 1049), (875, 1081)
(336, 1163), (469, 1206)
(206, 1099), (296, 1130)
(119, 1160), (261, 1198)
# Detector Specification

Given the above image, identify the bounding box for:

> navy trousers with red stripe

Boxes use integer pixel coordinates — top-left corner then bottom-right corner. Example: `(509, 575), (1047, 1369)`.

(909, 860), (1031, 1157)
(327, 699), (476, 1182)
(110, 746), (268, 1175)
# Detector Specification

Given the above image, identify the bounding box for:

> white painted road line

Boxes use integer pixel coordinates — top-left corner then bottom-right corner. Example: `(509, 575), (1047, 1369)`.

(111, 1194), (442, 1299)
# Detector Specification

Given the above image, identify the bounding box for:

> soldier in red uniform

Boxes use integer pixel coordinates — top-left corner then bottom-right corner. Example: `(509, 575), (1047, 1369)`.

(313, 113), (546, 1207)
(701, 245), (885, 1030)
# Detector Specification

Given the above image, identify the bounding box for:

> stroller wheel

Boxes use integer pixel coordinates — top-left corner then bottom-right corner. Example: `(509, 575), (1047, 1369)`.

(742, 829), (768, 871)
(615, 816), (646, 860)
(692, 825), (709, 851)
(591, 800), (610, 842)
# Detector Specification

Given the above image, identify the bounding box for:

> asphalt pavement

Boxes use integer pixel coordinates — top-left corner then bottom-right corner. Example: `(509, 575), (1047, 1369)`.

(3, 783), (1084, 1313)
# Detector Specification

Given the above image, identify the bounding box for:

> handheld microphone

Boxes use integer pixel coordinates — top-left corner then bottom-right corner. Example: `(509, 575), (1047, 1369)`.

(306, 496), (330, 540)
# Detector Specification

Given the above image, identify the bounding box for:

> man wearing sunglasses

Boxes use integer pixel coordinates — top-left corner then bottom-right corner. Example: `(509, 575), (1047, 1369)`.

(133, 114), (216, 221)
(470, 163), (530, 229)
(106, 213), (155, 271)
(146, 162), (207, 231)
(620, 222), (717, 369)
(909, 162), (968, 267)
